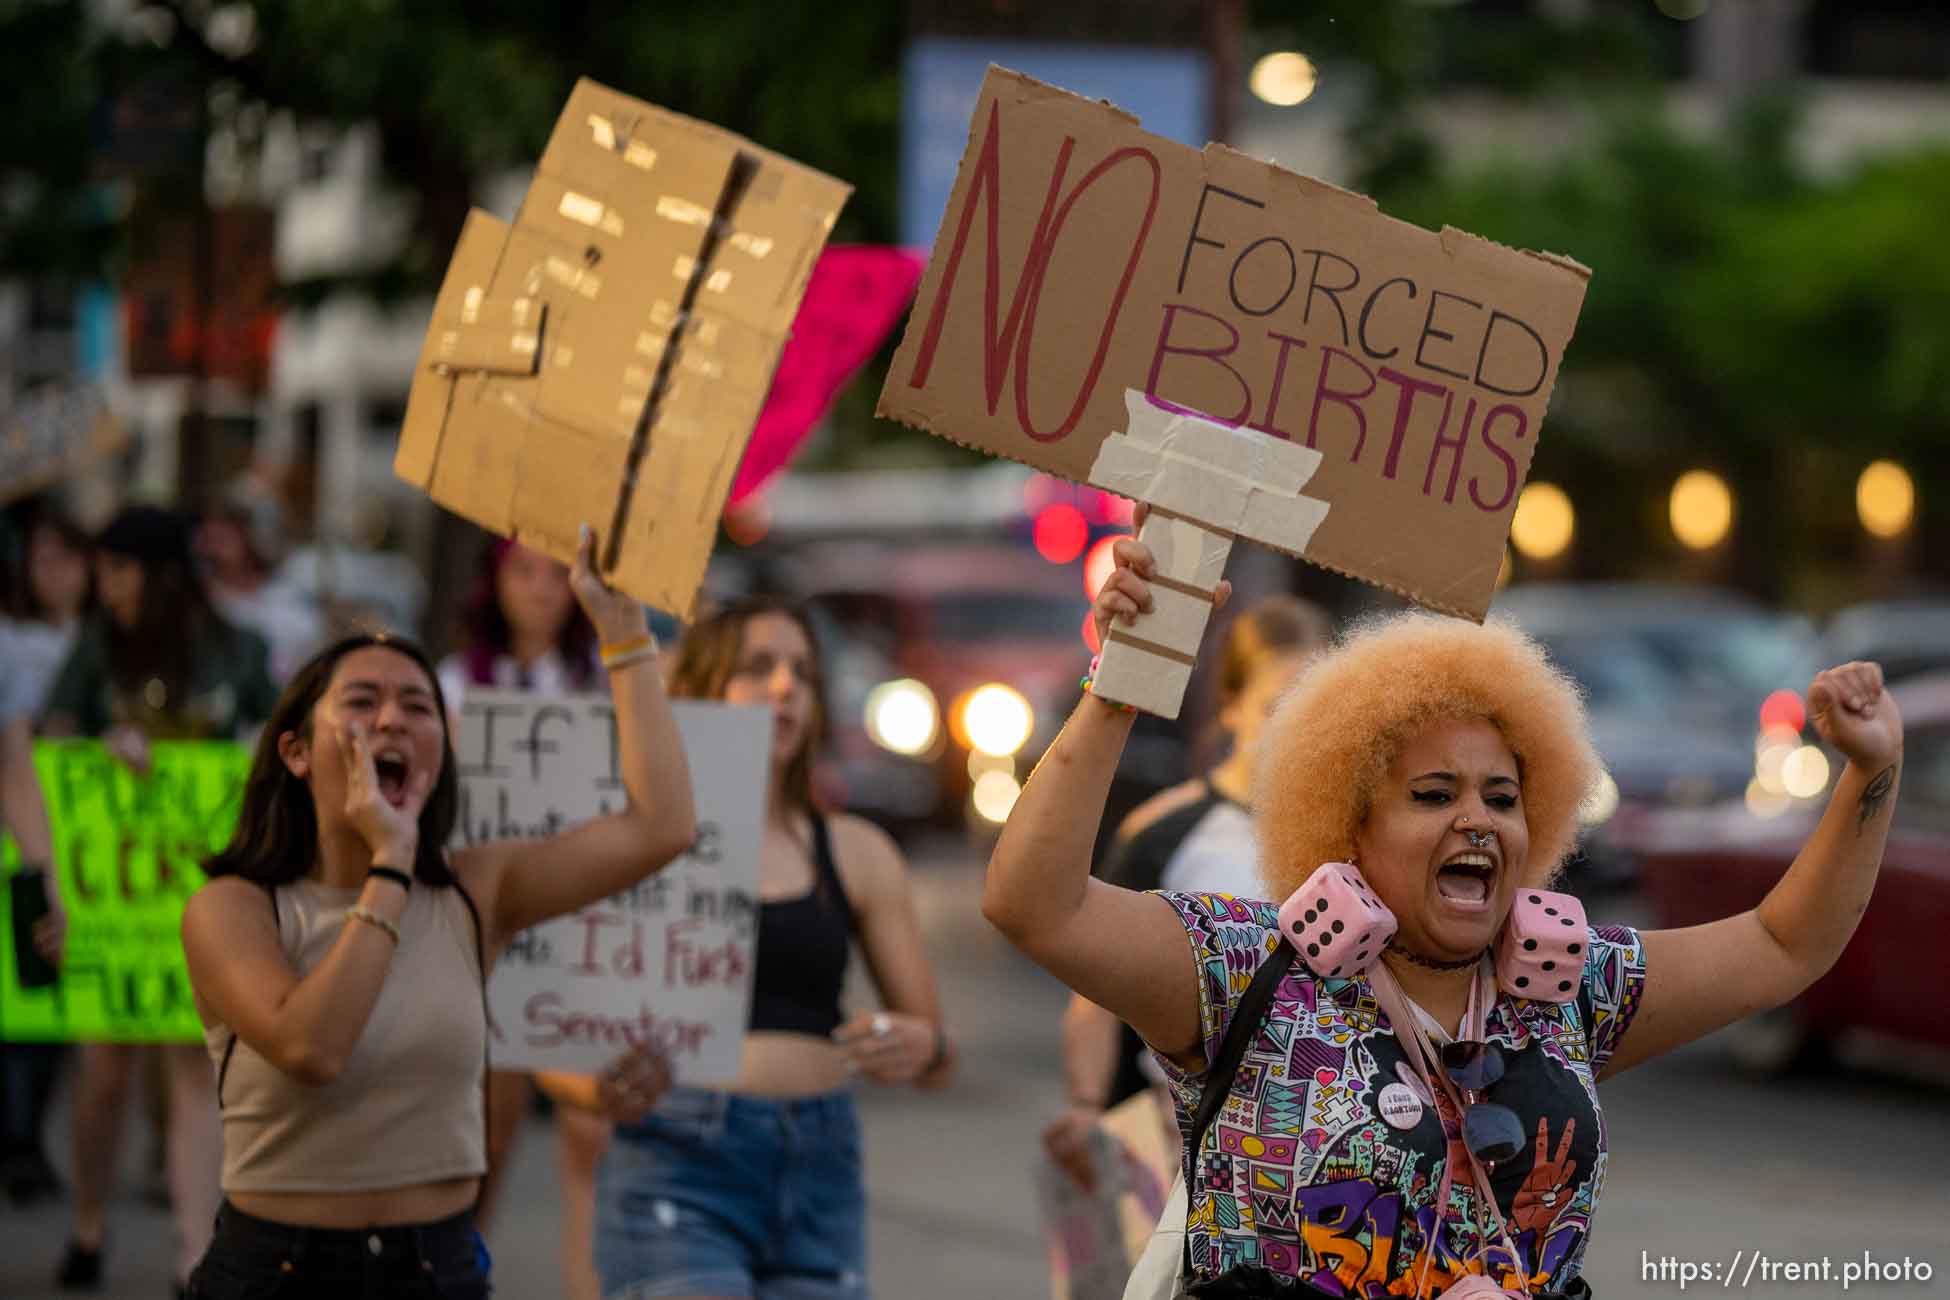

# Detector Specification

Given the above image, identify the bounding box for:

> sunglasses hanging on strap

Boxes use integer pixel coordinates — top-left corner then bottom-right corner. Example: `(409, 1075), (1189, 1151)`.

(1369, 959), (1537, 1299)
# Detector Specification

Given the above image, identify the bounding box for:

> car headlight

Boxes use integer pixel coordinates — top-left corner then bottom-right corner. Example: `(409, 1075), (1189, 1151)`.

(954, 683), (1035, 757)
(864, 679), (939, 757)
(1779, 745), (1830, 799)
(970, 769), (1022, 823)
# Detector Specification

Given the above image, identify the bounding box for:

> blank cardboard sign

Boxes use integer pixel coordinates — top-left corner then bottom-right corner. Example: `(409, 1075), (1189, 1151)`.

(396, 79), (850, 618)
(877, 66), (1590, 624)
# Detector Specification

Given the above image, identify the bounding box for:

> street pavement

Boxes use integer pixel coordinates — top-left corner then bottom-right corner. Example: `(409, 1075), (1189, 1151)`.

(4, 837), (1946, 1298)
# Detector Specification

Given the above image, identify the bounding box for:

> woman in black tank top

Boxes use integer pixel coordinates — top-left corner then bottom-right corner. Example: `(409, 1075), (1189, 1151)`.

(595, 597), (956, 1300)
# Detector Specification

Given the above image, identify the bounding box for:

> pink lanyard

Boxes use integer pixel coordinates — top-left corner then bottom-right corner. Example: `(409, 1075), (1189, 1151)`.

(1368, 960), (1528, 1300)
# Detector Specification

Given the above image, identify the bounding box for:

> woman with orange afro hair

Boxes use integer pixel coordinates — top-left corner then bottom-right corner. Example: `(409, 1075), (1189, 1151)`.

(985, 510), (1903, 1299)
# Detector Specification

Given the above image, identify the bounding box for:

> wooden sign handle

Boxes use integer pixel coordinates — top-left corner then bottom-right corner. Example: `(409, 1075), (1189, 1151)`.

(1090, 509), (1234, 719)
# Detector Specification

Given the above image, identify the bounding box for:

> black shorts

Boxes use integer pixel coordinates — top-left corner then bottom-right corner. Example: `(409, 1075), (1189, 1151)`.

(187, 1200), (489, 1299)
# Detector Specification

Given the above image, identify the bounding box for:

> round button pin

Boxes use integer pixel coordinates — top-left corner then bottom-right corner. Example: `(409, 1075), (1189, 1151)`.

(1378, 1082), (1423, 1130)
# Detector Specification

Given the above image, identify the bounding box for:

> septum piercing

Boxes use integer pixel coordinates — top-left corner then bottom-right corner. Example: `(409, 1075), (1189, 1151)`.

(1464, 828), (1495, 849)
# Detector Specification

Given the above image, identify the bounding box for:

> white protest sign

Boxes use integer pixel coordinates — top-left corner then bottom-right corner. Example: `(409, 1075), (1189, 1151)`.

(452, 691), (768, 1080)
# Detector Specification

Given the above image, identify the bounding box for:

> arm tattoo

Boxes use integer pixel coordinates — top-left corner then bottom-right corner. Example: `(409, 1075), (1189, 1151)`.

(1855, 765), (1896, 835)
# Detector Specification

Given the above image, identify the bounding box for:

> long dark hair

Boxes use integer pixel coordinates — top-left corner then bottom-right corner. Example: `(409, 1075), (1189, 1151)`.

(24, 507), (94, 623)
(1, 502), (92, 622)
(459, 539), (597, 689)
(668, 596), (826, 813)
(96, 505), (222, 703)
(203, 634), (460, 887)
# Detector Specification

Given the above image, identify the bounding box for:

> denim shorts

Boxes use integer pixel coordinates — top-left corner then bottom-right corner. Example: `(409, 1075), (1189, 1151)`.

(595, 1086), (868, 1300)
(187, 1201), (489, 1299)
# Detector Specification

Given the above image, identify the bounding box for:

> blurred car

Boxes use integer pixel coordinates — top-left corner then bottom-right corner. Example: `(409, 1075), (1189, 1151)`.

(1822, 598), (1950, 684)
(1493, 584), (1822, 890)
(786, 539), (1091, 834)
(1614, 672), (1950, 1065)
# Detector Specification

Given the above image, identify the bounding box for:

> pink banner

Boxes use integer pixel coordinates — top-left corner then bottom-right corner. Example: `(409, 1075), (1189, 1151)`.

(727, 245), (925, 505)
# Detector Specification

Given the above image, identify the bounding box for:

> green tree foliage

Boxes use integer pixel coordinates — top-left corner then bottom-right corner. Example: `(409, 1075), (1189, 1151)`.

(0, 0), (116, 275)
(221, 0), (904, 285)
(1, 0), (903, 289)
(1384, 100), (1950, 594)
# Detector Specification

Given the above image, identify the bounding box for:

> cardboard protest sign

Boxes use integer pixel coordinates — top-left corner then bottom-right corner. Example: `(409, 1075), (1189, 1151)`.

(878, 67), (1590, 688)
(396, 78), (852, 619)
(0, 741), (248, 1043)
(727, 245), (925, 506)
(0, 383), (129, 507)
(452, 691), (768, 1079)
(1036, 1089), (1178, 1300)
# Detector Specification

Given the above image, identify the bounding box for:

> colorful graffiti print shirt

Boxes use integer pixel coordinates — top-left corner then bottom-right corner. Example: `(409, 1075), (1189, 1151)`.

(1155, 891), (1646, 1298)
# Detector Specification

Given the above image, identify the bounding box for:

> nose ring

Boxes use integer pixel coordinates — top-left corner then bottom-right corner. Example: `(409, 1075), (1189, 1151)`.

(1465, 828), (1495, 849)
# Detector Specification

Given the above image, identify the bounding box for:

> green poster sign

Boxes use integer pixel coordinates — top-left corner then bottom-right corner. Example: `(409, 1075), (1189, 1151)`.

(0, 740), (250, 1042)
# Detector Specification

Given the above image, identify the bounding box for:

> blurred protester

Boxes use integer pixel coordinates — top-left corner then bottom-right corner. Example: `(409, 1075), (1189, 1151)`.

(178, 526), (696, 1299)
(436, 538), (600, 705)
(40, 504), (278, 1294)
(197, 479), (324, 684)
(0, 505), (89, 1207)
(4, 504), (94, 714)
(596, 597), (955, 1300)
(1, 715), (65, 1206)
(986, 517), (1906, 1296)
(1042, 596), (1330, 1190)
(435, 537), (611, 1299)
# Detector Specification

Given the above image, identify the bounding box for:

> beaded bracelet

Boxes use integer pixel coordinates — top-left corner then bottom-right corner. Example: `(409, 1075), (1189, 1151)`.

(1078, 653), (1136, 712)
(346, 905), (400, 944)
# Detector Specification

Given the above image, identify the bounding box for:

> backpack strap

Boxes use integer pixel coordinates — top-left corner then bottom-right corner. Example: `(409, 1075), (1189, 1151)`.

(1178, 938), (1297, 1288)
(1189, 939), (1297, 1158)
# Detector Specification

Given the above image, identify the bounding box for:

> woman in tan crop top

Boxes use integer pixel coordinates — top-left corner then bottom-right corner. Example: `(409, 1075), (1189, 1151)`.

(178, 527), (697, 1300)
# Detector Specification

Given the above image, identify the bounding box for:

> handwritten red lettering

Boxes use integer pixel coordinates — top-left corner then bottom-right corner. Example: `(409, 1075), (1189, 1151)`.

(1468, 404), (1529, 512)
(662, 917), (750, 989)
(1144, 303), (1249, 426)
(522, 991), (716, 1058)
(904, 98), (1162, 443)
(1306, 346), (1377, 460)
(1375, 368), (1451, 481)
(571, 911), (623, 977)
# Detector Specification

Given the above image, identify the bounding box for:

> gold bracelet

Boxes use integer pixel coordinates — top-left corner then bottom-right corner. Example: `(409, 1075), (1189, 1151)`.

(600, 633), (657, 664)
(346, 905), (400, 944)
(603, 645), (659, 672)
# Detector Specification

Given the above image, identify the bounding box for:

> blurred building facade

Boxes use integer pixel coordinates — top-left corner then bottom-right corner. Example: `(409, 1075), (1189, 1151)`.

(1238, 1), (1950, 195)
(13, 0), (1947, 595)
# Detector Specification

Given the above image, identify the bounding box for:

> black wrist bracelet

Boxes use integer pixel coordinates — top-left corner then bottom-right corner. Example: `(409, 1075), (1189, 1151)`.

(368, 866), (413, 893)
(925, 1022), (950, 1073)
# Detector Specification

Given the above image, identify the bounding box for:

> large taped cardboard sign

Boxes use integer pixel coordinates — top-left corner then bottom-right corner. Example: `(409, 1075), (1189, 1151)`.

(878, 67), (1589, 632)
(396, 78), (851, 619)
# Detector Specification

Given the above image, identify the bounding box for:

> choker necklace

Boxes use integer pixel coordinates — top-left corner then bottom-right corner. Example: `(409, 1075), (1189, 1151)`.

(1386, 944), (1486, 971)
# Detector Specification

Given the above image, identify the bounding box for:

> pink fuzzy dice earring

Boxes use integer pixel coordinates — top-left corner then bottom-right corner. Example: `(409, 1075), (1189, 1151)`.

(1277, 862), (1399, 980)
(1495, 889), (1588, 1002)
